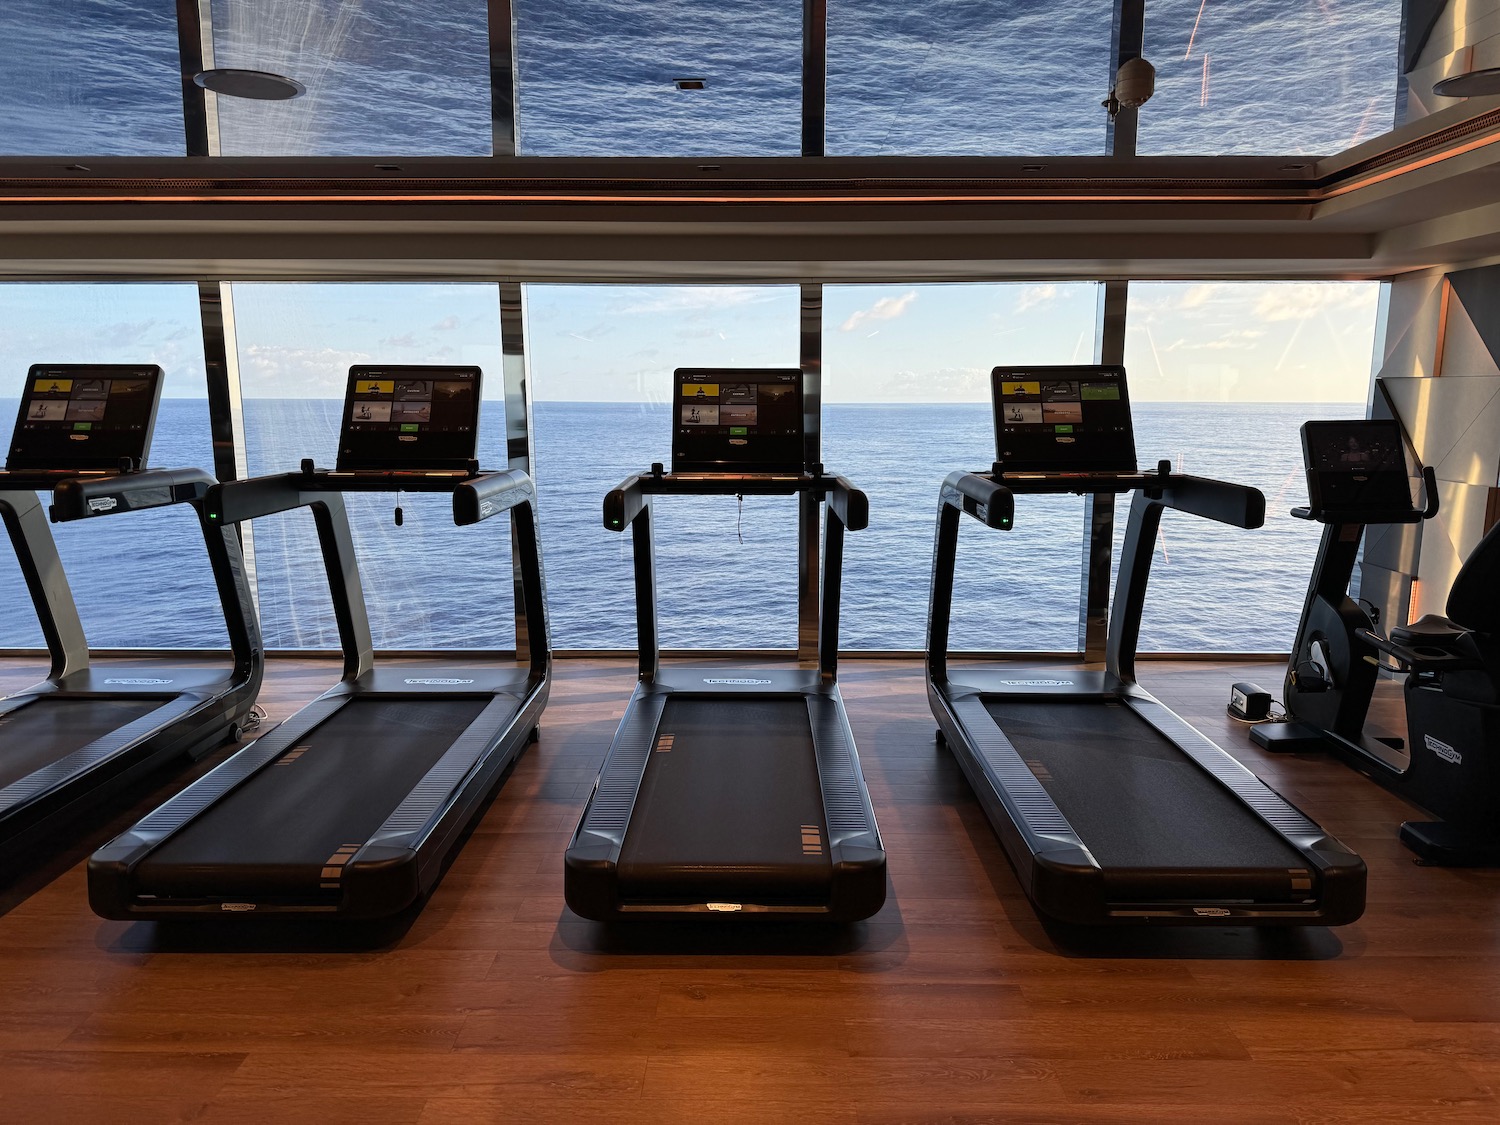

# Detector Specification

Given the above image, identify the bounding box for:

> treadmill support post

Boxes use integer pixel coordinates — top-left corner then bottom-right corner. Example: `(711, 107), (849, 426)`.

(0, 489), (89, 681)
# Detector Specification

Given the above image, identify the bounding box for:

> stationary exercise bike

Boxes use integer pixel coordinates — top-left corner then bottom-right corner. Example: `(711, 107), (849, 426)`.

(1252, 419), (1500, 864)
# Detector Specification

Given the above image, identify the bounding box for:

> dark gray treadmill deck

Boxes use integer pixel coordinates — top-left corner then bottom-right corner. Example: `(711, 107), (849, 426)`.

(982, 698), (1309, 897)
(133, 696), (494, 899)
(618, 697), (832, 904)
(0, 698), (161, 790)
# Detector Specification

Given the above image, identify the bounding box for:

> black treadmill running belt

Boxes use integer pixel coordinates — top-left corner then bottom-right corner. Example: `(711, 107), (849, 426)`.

(133, 697), (490, 899)
(0, 699), (160, 790)
(982, 698), (1309, 895)
(618, 697), (832, 904)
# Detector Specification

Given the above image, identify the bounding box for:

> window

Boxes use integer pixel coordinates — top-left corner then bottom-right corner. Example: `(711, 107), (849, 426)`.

(515, 0), (801, 156)
(0, 283), (219, 649)
(524, 285), (801, 648)
(209, 0), (492, 155)
(0, 0), (185, 156)
(229, 283), (512, 650)
(828, 1), (1115, 155)
(1120, 281), (1381, 651)
(1138, 0), (1400, 155)
(823, 283), (1101, 650)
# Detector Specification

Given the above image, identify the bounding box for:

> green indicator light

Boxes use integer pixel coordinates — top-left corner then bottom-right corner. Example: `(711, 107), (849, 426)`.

(1055, 424), (1074, 433)
(73, 422), (93, 431)
(400, 423), (419, 432)
(729, 426), (748, 435)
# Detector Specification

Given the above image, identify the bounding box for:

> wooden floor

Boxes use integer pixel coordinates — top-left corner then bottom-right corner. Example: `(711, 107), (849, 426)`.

(2, 653), (1498, 1124)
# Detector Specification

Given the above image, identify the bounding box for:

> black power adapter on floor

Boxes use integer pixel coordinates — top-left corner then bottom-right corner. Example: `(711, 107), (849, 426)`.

(1228, 681), (1272, 722)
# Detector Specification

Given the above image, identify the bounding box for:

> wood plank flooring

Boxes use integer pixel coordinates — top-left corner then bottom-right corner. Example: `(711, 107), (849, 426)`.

(1, 653), (1498, 1123)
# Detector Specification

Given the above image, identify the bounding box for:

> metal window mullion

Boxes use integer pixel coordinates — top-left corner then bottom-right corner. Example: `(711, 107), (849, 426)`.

(175, 0), (221, 157)
(500, 281), (533, 657)
(199, 281), (256, 613)
(1077, 0), (1147, 661)
(487, 0), (520, 156)
(799, 282), (823, 664)
(802, 0), (828, 157)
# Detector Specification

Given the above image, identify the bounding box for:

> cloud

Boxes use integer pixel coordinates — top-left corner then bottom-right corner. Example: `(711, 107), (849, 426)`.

(1254, 283), (1378, 322)
(241, 344), (374, 396)
(874, 364), (987, 401)
(839, 290), (917, 332)
(431, 315), (461, 332)
(1014, 284), (1057, 313)
(381, 333), (419, 349)
(617, 287), (779, 315)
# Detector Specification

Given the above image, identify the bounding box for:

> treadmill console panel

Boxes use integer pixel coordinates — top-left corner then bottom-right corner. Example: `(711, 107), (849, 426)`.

(7, 364), (163, 471)
(337, 365), (482, 471)
(992, 364), (1137, 474)
(671, 367), (807, 474)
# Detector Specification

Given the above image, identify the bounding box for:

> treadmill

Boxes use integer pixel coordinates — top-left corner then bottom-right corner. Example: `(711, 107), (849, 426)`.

(564, 367), (886, 921)
(89, 364), (550, 920)
(927, 364), (1366, 926)
(0, 363), (261, 851)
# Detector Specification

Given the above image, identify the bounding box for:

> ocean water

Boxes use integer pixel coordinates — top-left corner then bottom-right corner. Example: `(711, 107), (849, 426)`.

(0, 398), (1361, 655)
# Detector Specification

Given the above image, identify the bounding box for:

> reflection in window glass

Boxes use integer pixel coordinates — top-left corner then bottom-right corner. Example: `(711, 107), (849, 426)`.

(1138, 0), (1399, 155)
(0, 0), (184, 156)
(515, 0), (801, 156)
(525, 285), (800, 648)
(230, 284), (512, 650)
(1120, 281), (1381, 652)
(828, 1), (1114, 155)
(0, 284), (220, 649)
(823, 284), (1101, 651)
(210, 0), (491, 155)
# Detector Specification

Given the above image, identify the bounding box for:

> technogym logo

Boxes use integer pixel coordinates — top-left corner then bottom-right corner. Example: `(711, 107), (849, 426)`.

(998, 679), (1072, 687)
(404, 678), (476, 685)
(104, 678), (173, 685)
(702, 678), (773, 685)
(1425, 734), (1462, 765)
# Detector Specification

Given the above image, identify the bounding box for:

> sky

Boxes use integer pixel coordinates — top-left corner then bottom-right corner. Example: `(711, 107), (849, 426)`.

(0, 279), (1382, 406)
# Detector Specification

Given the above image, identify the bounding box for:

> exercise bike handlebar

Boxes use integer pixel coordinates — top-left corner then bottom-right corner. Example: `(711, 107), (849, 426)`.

(1290, 464), (1440, 525)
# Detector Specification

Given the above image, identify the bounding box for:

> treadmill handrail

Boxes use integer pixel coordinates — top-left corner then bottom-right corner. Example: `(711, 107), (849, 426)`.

(1144, 472), (1265, 530)
(939, 471), (1015, 530)
(452, 468), (534, 525)
(206, 474), (375, 682)
(50, 467), (214, 521)
(602, 467), (868, 684)
(455, 469), (550, 682)
(1107, 474), (1266, 685)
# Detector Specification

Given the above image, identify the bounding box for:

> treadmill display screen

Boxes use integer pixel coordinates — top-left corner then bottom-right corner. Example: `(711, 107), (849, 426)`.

(7, 364), (163, 471)
(337, 365), (482, 470)
(992, 364), (1136, 473)
(671, 367), (806, 473)
(1301, 419), (1413, 513)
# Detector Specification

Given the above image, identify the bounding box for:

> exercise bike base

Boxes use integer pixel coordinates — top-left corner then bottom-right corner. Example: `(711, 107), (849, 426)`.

(1249, 721), (1328, 753)
(1400, 820), (1500, 867)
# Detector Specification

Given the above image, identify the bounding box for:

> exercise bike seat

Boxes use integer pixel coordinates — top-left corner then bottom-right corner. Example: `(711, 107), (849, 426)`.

(1392, 614), (1468, 648)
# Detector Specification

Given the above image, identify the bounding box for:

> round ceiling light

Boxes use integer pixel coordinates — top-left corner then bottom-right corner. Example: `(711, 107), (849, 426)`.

(193, 69), (306, 101)
(1433, 67), (1500, 98)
